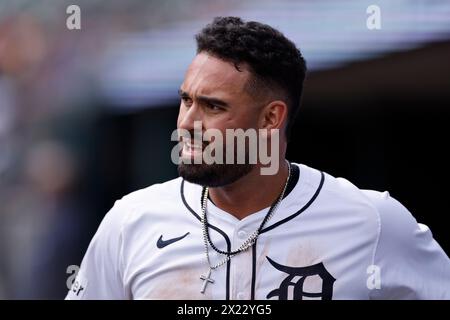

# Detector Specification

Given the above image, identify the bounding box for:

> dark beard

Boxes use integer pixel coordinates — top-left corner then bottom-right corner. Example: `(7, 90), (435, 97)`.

(177, 131), (256, 187)
(178, 162), (253, 187)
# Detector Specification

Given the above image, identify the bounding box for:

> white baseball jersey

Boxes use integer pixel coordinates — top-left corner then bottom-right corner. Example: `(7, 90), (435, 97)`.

(66, 163), (450, 300)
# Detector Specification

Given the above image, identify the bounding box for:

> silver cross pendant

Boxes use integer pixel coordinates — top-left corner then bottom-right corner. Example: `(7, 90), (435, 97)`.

(200, 268), (214, 294)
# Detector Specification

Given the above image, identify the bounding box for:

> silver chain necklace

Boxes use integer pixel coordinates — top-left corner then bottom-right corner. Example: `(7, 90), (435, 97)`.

(199, 161), (292, 294)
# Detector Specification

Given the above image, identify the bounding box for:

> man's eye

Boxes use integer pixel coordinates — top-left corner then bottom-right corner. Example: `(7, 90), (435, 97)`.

(207, 103), (222, 111)
(181, 97), (192, 106)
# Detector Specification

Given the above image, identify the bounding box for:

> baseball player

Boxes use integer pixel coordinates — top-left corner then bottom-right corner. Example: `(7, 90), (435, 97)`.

(66, 17), (450, 300)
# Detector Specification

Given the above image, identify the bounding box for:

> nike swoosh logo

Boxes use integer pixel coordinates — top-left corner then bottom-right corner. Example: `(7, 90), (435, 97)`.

(156, 232), (190, 249)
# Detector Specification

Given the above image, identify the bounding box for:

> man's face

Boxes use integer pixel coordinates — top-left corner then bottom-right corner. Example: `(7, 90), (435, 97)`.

(177, 52), (262, 187)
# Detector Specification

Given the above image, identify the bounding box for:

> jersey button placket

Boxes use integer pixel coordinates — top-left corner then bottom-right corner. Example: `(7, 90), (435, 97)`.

(231, 228), (252, 300)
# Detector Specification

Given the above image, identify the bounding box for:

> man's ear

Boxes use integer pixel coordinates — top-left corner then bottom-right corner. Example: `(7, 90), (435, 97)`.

(259, 100), (288, 132)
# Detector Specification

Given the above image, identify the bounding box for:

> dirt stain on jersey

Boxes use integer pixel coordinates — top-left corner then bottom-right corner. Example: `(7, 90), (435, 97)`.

(255, 239), (324, 298)
(286, 241), (321, 267)
(144, 267), (213, 300)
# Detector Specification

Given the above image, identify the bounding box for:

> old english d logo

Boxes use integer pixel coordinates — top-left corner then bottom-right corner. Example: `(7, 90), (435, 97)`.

(266, 256), (336, 300)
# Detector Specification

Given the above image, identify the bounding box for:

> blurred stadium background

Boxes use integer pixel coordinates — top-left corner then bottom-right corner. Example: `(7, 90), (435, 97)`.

(0, 0), (449, 299)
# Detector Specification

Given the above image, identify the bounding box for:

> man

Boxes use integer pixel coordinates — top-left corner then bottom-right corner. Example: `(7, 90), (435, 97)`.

(67, 17), (450, 300)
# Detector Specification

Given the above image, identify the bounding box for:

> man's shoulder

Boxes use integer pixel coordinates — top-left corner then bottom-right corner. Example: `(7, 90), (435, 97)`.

(110, 176), (184, 220)
(302, 164), (403, 218)
(99, 177), (184, 232)
(312, 165), (413, 225)
(120, 176), (183, 205)
(312, 166), (383, 207)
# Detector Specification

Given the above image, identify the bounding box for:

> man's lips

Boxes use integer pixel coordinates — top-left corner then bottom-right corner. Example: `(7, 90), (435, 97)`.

(181, 139), (209, 158)
(183, 140), (204, 150)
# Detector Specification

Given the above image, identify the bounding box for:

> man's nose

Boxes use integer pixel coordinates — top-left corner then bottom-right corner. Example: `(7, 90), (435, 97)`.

(178, 104), (202, 131)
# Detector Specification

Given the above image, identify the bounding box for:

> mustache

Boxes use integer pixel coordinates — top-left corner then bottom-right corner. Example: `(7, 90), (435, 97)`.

(179, 131), (210, 147)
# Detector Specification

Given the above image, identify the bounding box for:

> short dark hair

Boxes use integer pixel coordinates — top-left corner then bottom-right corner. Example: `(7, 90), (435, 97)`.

(195, 16), (307, 140)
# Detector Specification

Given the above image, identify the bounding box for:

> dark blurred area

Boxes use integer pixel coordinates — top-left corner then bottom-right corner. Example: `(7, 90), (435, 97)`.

(0, 0), (449, 299)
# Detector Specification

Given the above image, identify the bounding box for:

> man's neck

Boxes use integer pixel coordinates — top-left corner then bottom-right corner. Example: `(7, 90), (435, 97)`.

(208, 159), (289, 220)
